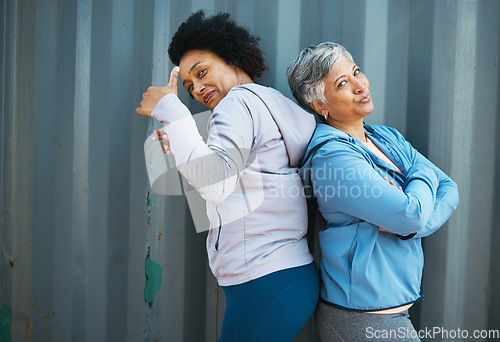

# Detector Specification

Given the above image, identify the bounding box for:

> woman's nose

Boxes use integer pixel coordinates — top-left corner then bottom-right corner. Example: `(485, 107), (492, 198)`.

(352, 78), (366, 93)
(193, 82), (204, 95)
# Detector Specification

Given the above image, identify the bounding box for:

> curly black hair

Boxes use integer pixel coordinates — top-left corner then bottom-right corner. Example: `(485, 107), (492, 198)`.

(168, 10), (267, 80)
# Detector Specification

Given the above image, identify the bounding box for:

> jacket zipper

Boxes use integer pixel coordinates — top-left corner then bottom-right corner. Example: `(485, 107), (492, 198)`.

(214, 207), (222, 251)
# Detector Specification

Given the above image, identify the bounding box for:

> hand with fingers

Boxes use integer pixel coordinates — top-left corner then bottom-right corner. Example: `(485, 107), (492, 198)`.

(152, 128), (173, 155)
(137, 66), (179, 155)
(136, 66), (180, 116)
(382, 176), (403, 191)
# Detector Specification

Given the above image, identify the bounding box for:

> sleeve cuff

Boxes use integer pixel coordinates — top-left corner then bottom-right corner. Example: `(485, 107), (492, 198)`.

(151, 93), (191, 125)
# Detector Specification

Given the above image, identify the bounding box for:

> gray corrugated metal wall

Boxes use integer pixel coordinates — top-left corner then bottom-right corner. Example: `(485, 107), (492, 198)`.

(1, 0), (499, 341)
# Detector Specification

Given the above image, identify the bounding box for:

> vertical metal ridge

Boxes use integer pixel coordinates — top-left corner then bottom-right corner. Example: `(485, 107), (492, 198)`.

(71, 0), (92, 340)
(443, 0), (478, 331)
(4, 0), (37, 339)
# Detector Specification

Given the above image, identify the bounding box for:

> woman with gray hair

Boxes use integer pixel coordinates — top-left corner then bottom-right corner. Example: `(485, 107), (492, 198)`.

(287, 42), (459, 341)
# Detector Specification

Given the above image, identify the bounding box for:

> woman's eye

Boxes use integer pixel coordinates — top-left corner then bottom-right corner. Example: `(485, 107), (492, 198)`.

(338, 80), (347, 88)
(354, 68), (361, 76)
(186, 85), (194, 98)
(198, 68), (206, 78)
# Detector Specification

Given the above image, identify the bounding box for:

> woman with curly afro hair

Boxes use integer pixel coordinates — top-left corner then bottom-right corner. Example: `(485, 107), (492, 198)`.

(137, 10), (319, 341)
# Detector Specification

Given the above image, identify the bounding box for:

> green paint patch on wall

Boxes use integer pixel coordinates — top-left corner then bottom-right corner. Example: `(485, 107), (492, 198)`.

(144, 254), (163, 305)
(0, 304), (12, 342)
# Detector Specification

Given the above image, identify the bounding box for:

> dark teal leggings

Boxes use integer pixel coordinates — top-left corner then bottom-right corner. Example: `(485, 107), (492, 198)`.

(219, 262), (319, 342)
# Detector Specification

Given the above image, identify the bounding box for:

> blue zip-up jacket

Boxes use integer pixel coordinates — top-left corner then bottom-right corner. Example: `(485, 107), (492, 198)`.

(299, 123), (459, 311)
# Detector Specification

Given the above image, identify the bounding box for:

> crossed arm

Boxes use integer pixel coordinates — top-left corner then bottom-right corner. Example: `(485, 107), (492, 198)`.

(311, 141), (459, 238)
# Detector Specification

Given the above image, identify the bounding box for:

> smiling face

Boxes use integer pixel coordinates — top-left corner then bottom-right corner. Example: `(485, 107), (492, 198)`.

(178, 49), (252, 110)
(311, 55), (373, 124)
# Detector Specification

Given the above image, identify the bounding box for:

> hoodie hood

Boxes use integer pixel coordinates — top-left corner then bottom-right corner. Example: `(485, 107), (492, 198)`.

(299, 123), (356, 189)
(300, 123), (354, 168)
(234, 84), (316, 168)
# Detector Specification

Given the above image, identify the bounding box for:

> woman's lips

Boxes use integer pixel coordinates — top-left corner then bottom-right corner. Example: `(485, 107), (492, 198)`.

(204, 91), (215, 104)
(359, 93), (371, 103)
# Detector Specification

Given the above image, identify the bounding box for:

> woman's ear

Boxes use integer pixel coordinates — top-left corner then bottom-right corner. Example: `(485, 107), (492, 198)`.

(309, 101), (327, 116)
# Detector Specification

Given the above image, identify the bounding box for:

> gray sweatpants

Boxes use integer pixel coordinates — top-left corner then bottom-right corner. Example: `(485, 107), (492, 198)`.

(315, 301), (421, 342)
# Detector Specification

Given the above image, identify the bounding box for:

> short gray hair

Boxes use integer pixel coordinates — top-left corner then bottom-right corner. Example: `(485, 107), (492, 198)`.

(287, 42), (353, 111)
